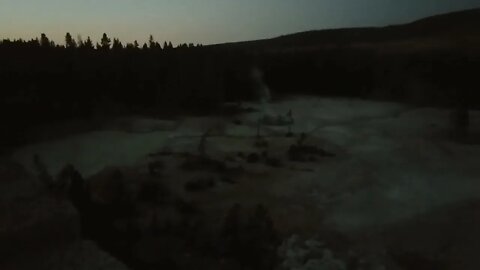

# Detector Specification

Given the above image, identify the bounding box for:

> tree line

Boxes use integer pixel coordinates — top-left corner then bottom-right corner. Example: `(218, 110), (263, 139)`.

(0, 32), (200, 51)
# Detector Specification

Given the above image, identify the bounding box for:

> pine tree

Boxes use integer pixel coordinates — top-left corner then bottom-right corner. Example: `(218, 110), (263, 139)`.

(83, 36), (94, 49)
(65, 32), (77, 49)
(148, 35), (155, 49)
(112, 38), (123, 50)
(40, 33), (50, 48)
(100, 33), (111, 50)
(30, 38), (40, 47)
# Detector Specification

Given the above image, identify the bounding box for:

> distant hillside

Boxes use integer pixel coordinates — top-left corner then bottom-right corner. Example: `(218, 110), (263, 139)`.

(406, 8), (480, 36)
(212, 8), (480, 52)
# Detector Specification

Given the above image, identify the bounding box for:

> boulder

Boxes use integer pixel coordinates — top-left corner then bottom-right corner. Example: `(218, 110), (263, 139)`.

(247, 153), (260, 163)
(288, 144), (335, 162)
(180, 156), (226, 173)
(184, 178), (216, 192)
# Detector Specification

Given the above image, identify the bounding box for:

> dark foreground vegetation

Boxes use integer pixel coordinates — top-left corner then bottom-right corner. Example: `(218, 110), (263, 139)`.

(25, 151), (283, 270)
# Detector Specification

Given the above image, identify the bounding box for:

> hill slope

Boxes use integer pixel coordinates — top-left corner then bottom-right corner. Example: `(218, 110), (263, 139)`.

(212, 8), (480, 51)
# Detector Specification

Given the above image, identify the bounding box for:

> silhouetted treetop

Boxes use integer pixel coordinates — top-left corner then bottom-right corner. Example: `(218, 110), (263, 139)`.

(112, 38), (123, 50)
(0, 33), (202, 53)
(65, 32), (77, 49)
(40, 33), (51, 48)
(148, 35), (155, 49)
(100, 33), (111, 50)
(0, 32), (203, 52)
(82, 36), (94, 49)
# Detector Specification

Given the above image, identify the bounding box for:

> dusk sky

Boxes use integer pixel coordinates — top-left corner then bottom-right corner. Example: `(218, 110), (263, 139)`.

(1, 0), (479, 45)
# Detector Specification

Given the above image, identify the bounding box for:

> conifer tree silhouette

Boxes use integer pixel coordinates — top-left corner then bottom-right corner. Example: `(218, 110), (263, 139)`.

(40, 33), (50, 48)
(100, 33), (111, 50)
(65, 32), (77, 48)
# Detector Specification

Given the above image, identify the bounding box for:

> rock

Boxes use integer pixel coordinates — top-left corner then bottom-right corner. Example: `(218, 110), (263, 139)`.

(148, 147), (174, 157)
(279, 236), (310, 265)
(278, 236), (347, 270)
(137, 180), (169, 203)
(288, 145), (335, 162)
(237, 152), (246, 159)
(265, 157), (283, 168)
(180, 156), (226, 173)
(286, 131), (295, 138)
(184, 178), (216, 192)
(220, 176), (236, 184)
(225, 156), (236, 162)
(233, 119), (243, 125)
(254, 137), (269, 148)
(148, 160), (164, 176)
(247, 153), (260, 163)
(302, 256), (346, 270)
(221, 103), (257, 115)
(305, 239), (324, 251)
(173, 199), (198, 215)
(232, 165), (246, 173)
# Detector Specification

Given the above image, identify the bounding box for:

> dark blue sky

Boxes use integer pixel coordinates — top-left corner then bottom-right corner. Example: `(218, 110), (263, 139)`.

(1, 0), (479, 45)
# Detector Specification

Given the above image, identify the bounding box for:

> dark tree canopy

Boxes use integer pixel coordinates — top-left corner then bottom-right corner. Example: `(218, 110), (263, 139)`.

(112, 38), (123, 50)
(82, 36), (94, 49)
(0, 32), (209, 150)
(40, 33), (51, 48)
(100, 33), (111, 50)
(65, 32), (77, 49)
(148, 35), (155, 49)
